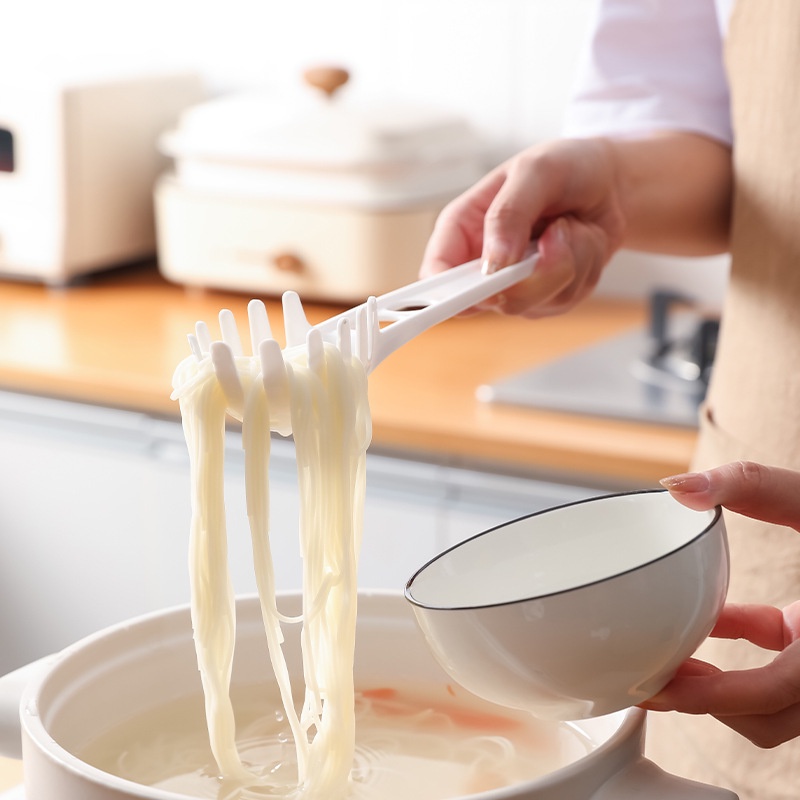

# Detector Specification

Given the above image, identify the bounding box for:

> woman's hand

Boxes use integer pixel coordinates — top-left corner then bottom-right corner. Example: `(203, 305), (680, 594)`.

(420, 137), (626, 318)
(660, 460), (800, 527)
(419, 132), (732, 319)
(640, 461), (800, 747)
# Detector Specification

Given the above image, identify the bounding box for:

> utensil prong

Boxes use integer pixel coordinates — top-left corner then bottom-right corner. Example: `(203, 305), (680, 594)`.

(282, 291), (312, 348)
(247, 299), (272, 355)
(354, 305), (369, 365)
(185, 250), (537, 426)
(219, 309), (244, 357)
(337, 318), (352, 362)
(259, 338), (292, 435)
(195, 320), (212, 354)
(366, 296), (379, 369)
(259, 339), (287, 395)
(188, 333), (203, 360)
(307, 328), (324, 373)
(210, 341), (244, 410)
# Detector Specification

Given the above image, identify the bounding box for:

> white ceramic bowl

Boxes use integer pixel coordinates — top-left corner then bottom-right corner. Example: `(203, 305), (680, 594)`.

(0, 592), (737, 799)
(405, 490), (729, 720)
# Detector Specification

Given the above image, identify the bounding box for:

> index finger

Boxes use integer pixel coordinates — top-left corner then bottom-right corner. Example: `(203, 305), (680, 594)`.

(663, 461), (800, 531)
(420, 170), (508, 278)
(481, 154), (561, 273)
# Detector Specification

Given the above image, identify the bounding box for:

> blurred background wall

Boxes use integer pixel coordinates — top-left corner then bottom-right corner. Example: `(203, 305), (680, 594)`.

(1, 0), (729, 307)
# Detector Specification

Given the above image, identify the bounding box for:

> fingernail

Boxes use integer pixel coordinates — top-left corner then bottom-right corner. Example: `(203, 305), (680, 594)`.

(638, 698), (672, 712)
(660, 471), (711, 493)
(540, 219), (568, 258)
(482, 240), (513, 275)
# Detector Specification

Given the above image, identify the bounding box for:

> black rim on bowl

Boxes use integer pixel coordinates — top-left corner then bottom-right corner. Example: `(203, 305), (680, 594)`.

(404, 488), (723, 611)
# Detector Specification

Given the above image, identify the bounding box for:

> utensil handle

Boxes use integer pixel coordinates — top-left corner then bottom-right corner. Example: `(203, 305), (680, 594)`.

(316, 247), (538, 371)
(592, 757), (739, 799)
(375, 251), (538, 368)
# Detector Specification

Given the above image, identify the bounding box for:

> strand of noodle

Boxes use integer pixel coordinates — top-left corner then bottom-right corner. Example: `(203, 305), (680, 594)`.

(180, 370), (253, 782)
(287, 362), (323, 734)
(301, 345), (362, 797)
(263, 365), (305, 628)
(304, 570), (338, 620)
(291, 349), (351, 793)
(241, 374), (309, 780)
(170, 355), (214, 401)
(175, 334), (370, 800)
(466, 735), (517, 761)
(350, 360), (370, 557)
(286, 359), (336, 764)
(274, 609), (304, 625)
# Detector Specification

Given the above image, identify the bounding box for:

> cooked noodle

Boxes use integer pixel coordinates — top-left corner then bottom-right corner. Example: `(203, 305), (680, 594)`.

(172, 339), (371, 799)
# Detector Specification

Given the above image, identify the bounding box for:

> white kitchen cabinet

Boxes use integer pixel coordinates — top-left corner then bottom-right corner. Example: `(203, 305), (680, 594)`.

(438, 464), (606, 548)
(145, 417), (448, 602)
(0, 390), (602, 675)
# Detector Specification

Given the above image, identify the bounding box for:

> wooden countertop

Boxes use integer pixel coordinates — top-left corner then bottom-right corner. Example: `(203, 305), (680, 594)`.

(0, 757), (22, 792)
(0, 264), (696, 486)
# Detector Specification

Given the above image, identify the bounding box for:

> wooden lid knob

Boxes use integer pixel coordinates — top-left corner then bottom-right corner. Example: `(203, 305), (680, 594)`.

(272, 252), (305, 274)
(303, 66), (350, 99)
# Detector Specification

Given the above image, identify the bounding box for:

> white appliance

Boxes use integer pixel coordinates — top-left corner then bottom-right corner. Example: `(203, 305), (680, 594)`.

(0, 69), (204, 284)
(155, 68), (485, 302)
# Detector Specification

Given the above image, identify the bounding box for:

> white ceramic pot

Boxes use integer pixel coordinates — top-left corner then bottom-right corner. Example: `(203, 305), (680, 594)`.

(0, 592), (737, 799)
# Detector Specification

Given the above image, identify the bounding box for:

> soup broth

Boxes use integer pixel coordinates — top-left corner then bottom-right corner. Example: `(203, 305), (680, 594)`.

(80, 683), (595, 800)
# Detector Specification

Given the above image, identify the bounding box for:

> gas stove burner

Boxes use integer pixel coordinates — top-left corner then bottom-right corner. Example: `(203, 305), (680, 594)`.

(632, 291), (719, 394)
(479, 289), (720, 429)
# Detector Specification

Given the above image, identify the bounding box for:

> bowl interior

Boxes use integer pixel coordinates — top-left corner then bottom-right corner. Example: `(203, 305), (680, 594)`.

(406, 490), (720, 609)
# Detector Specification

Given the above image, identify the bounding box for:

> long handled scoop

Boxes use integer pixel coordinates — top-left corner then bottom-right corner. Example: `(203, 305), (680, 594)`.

(179, 250), (538, 428)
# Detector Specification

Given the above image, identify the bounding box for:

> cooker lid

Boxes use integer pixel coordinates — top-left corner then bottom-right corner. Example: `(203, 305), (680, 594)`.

(160, 66), (483, 171)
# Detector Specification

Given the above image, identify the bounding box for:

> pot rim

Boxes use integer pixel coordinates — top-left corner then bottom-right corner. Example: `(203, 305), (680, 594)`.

(19, 591), (645, 800)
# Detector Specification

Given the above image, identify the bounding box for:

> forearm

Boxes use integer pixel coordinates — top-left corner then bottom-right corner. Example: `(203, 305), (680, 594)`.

(607, 132), (733, 256)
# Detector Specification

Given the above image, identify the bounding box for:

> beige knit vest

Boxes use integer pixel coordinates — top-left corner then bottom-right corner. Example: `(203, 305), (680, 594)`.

(645, 3), (800, 798)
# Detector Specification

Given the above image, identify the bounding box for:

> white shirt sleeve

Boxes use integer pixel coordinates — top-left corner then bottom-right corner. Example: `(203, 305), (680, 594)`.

(564, 0), (733, 145)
